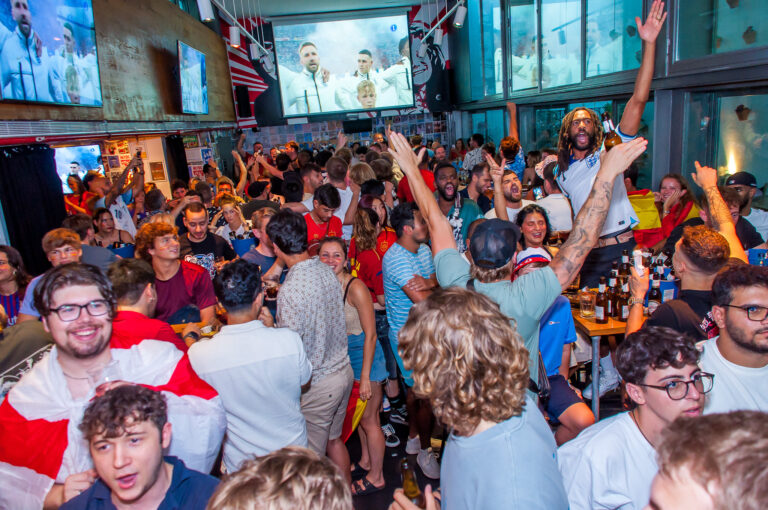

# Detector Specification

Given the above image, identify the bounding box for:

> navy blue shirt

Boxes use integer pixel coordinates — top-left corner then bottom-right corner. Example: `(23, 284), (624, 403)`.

(60, 456), (219, 510)
(459, 187), (492, 214)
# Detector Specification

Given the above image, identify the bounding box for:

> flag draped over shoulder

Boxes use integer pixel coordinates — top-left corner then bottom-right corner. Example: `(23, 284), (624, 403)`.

(0, 339), (226, 509)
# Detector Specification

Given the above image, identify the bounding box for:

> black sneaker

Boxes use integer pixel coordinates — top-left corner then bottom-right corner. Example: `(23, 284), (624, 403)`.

(382, 423), (400, 447)
(390, 406), (409, 425)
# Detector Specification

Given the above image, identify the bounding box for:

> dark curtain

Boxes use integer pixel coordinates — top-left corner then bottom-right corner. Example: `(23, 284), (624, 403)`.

(164, 135), (189, 184)
(0, 145), (65, 275)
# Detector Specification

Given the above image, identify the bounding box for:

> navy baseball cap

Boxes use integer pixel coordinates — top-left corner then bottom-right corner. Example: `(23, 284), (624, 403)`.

(725, 172), (757, 188)
(469, 219), (520, 269)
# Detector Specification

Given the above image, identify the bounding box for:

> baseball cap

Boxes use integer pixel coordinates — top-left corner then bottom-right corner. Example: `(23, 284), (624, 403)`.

(469, 219), (520, 269)
(513, 247), (552, 276)
(725, 172), (757, 188)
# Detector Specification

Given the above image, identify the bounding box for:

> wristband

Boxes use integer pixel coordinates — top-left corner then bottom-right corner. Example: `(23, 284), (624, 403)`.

(183, 331), (200, 342)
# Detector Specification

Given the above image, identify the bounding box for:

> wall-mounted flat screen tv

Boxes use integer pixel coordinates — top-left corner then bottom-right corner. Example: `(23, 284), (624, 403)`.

(273, 12), (414, 117)
(55, 144), (103, 193)
(0, 0), (102, 106)
(178, 40), (208, 114)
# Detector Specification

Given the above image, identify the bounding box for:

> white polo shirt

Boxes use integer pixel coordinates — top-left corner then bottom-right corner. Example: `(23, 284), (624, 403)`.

(556, 129), (638, 237)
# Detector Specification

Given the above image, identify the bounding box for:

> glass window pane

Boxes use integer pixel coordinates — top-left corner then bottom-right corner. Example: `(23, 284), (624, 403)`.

(534, 107), (566, 150)
(616, 100), (655, 190)
(682, 92), (716, 184)
(677, 0), (768, 61)
(509, 0), (538, 92)
(586, 0), (643, 77)
(716, 94), (768, 182)
(472, 112), (486, 138)
(486, 109), (505, 145)
(541, 0), (581, 89)
(482, 0), (503, 96)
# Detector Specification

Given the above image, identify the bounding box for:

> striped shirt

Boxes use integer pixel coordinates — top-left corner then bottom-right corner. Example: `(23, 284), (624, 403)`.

(382, 242), (434, 343)
(0, 292), (21, 326)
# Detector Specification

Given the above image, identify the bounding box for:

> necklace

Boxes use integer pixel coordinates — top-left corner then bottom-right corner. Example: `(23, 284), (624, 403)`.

(629, 409), (653, 447)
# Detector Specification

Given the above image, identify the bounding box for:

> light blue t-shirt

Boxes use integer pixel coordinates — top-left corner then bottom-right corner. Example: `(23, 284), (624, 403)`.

(434, 248), (562, 383)
(539, 295), (578, 377)
(382, 242), (434, 343)
(503, 146), (527, 182)
(19, 274), (43, 318)
(441, 396), (569, 510)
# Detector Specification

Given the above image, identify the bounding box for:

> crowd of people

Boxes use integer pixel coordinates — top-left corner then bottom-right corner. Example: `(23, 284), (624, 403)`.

(0, 2), (767, 509)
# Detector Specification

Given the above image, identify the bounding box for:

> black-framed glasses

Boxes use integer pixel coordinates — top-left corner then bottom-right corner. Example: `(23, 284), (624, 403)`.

(50, 300), (111, 322)
(636, 372), (714, 400)
(722, 304), (768, 321)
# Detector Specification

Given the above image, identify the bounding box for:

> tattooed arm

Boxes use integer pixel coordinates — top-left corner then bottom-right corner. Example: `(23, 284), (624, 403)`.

(692, 161), (748, 263)
(550, 138), (648, 290)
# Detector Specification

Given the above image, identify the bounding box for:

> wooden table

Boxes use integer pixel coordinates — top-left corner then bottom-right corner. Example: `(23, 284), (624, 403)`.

(571, 310), (639, 420)
(170, 322), (206, 335)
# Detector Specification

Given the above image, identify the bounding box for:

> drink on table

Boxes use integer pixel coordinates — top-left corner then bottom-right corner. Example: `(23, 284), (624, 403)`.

(618, 250), (630, 278)
(618, 281), (630, 320)
(579, 287), (596, 318)
(595, 277), (608, 324)
(647, 274), (662, 315)
(607, 276), (618, 318)
(610, 261), (619, 278)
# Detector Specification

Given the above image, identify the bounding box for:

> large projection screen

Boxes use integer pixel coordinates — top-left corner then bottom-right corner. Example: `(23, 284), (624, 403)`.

(273, 13), (414, 117)
(0, 0), (102, 106)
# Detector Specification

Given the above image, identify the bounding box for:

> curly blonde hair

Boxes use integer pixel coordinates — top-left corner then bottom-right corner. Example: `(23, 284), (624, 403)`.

(206, 446), (352, 510)
(398, 287), (530, 436)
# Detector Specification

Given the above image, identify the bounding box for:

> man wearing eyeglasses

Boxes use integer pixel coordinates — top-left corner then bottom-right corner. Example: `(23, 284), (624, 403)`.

(17, 228), (83, 323)
(558, 326), (710, 510)
(703, 263), (768, 414)
(0, 263), (226, 509)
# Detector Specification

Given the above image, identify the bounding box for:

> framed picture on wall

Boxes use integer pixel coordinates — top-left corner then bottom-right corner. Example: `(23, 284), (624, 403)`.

(149, 162), (165, 181)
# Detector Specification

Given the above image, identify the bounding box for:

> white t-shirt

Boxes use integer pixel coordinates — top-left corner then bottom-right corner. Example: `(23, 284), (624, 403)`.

(699, 337), (768, 414)
(302, 185), (354, 240)
(188, 320), (312, 472)
(96, 194), (136, 237)
(556, 129), (638, 237)
(744, 208), (768, 243)
(558, 412), (657, 510)
(215, 223), (249, 247)
(537, 194), (573, 232)
(484, 199), (535, 222)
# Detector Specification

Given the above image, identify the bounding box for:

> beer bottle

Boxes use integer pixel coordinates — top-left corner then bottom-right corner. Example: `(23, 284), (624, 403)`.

(601, 112), (622, 151)
(618, 281), (630, 321)
(663, 249), (674, 268)
(647, 274), (662, 315)
(619, 250), (631, 278)
(607, 276), (618, 318)
(400, 459), (425, 508)
(610, 261), (619, 278)
(595, 277), (608, 324)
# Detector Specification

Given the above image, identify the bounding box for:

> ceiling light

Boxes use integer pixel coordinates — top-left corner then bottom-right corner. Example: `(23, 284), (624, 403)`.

(229, 26), (241, 48)
(453, 4), (467, 28)
(196, 0), (215, 22)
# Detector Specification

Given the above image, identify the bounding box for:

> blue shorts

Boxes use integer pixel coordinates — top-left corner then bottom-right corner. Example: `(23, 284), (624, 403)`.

(545, 374), (583, 421)
(389, 334), (414, 387)
(347, 332), (388, 382)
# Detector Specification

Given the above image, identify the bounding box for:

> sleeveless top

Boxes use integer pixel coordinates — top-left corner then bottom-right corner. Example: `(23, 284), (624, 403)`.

(343, 277), (363, 336)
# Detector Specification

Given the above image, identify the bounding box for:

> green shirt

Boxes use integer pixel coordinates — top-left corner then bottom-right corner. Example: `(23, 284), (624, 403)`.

(445, 198), (483, 252)
(434, 248), (562, 383)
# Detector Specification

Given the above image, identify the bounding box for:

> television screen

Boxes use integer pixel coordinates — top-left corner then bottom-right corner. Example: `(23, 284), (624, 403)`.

(178, 41), (208, 114)
(273, 13), (413, 117)
(54, 144), (103, 193)
(0, 0), (102, 106)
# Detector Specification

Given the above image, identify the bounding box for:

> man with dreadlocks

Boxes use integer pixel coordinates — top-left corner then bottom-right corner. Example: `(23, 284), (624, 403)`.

(555, 0), (667, 289)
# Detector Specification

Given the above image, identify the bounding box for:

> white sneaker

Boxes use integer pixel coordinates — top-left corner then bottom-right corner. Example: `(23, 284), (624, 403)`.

(583, 364), (621, 399)
(382, 423), (400, 448)
(405, 435), (420, 455)
(416, 448), (441, 479)
(382, 396), (391, 413)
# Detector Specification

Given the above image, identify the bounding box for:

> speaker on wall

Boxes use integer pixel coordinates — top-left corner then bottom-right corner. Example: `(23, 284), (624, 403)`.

(235, 85), (252, 118)
(342, 119), (373, 134)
